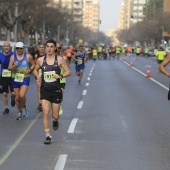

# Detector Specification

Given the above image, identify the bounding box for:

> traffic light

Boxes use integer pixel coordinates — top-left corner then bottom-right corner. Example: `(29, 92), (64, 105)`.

(164, 40), (167, 44)
(164, 36), (168, 44)
(130, 15), (133, 22)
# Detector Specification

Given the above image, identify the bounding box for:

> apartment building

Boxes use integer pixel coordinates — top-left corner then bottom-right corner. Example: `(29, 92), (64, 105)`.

(53, 0), (83, 26)
(123, 0), (132, 29)
(82, 0), (100, 32)
(131, 0), (146, 24)
(118, 2), (125, 30)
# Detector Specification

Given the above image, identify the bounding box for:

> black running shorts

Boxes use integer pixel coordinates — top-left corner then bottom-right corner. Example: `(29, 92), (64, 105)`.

(1, 77), (14, 93)
(40, 89), (62, 104)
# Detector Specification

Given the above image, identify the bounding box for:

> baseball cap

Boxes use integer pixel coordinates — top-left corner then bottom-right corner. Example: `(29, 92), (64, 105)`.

(16, 42), (24, 48)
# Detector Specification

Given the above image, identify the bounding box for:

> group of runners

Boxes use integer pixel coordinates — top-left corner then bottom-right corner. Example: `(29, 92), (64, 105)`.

(1, 40), (169, 145)
(0, 40), (89, 144)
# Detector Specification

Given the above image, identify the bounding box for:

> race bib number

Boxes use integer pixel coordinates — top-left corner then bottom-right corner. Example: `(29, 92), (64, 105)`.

(14, 73), (24, 82)
(77, 60), (83, 65)
(2, 69), (11, 77)
(44, 71), (56, 82)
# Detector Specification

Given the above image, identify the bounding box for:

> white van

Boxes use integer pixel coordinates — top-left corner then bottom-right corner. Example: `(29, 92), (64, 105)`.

(0, 41), (16, 52)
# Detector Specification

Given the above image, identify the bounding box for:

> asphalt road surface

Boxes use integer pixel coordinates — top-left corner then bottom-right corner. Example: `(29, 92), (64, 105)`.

(1, 55), (170, 170)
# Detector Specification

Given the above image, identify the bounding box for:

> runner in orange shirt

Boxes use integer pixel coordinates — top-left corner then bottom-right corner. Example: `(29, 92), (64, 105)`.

(65, 46), (72, 64)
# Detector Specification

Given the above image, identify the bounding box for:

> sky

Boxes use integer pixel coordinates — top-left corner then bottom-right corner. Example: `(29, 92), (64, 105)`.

(99, 0), (123, 34)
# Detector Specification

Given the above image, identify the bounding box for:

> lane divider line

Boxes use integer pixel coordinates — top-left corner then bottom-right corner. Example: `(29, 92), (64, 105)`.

(87, 77), (91, 81)
(123, 60), (169, 91)
(54, 154), (68, 170)
(0, 112), (42, 166)
(77, 101), (84, 109)
(67, 118), (78, 134)
(85, 82), (89, 86)
(82, 90), (87, 96)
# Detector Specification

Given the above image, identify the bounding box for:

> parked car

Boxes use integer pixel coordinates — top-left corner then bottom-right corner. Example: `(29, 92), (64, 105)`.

(165, 47), (170, 53)
(148, 48), (155, 57)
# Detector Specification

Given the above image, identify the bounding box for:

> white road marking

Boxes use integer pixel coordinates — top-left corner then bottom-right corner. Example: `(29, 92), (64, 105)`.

(67, 118), (78, 134)
(0, 113), (42, 166)
(77, 101), (84, 109)
(87, 77), (90, 81)
(89, 73), (92, 76)
(85, 82), (89, 86)
(123, 60), (169, 91)
(150, 78), (169, 90)
(82, 90), (87, 95)
(54, 154), (68, 170)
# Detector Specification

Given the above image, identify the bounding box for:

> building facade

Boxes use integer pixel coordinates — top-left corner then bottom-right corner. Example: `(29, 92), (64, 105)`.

(131, 0), (146, 24)
(118, 2), (125, 30)
(123, 0), (132, 29)
(164, 0), (170, 12)
(83, 0), (100, 32)
(53, 0), (83, 26)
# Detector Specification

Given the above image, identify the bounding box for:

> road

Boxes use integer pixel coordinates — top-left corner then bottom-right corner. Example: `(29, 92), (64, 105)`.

(1, 55), (170, 170)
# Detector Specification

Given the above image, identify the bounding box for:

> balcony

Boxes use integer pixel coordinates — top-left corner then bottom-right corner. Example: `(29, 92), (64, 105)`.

(73, 10), (83, 15)
(74, 4), (82, 9)
(74, 0), (82, 4)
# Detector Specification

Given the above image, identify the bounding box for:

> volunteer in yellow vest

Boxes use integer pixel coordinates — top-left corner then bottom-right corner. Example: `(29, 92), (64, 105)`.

(92, 46), (98, 61)
(156, 46), (166, 69)
(136, 46), (141, 58)
(121, 47), (125, 57)
(144, 47), (149, 57)
(116, 46), (121, 59)
(97, 46), (102, 59)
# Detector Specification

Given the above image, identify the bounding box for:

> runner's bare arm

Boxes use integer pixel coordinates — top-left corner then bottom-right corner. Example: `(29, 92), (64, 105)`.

(84, 54), (88, 61)
(33, 57), (43, 79)
(159, 53), (170, 77)
(58, 57), (71, 78)
(72, 52), (77, 61)
(27, 54), (35, 73)
(8, 55), (17, 71)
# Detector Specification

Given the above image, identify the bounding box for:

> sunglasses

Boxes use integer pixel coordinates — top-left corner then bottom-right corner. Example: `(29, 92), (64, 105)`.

(16, 47), (23, 50)
(57, 47), (61, 49)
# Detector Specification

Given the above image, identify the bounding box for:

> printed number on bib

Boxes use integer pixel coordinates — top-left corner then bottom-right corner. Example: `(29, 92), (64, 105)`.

(2, 69), (11, 77)
(44, 71), (56, 82)
(14, 73), (24, 82)
(77, 60), (83, 65)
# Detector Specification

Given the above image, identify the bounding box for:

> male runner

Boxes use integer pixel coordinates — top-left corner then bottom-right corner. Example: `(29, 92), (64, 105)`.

(0, 42), (15, 115)
(8, 42), (35, 120)
(73, 45), (87, 84)
(33, 40), (71, 144)
(35, 44), (46, 112)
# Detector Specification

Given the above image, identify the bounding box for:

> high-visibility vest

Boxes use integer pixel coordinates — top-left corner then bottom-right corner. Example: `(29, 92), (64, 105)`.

(156, 50), (166, 60)
(98, 47), (102, 52)
(145, 48), (149, 53)
(93, 49), (98, 56)
(122, 48), (125, 53)
(136, 48), (140, 53)
(116, 48), (121, 53)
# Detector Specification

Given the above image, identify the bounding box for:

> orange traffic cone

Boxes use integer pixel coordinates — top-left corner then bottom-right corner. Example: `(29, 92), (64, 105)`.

(130, 61), (133, 67)
(146, 68), (151, 78)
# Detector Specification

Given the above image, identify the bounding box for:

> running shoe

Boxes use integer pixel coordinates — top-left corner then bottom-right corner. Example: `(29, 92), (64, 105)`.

(52, 120), (59, 131)
(44, 136), (52, 144)
(2, 108), (9, 115)
(22, 106), (28, 117)
(78, 80), (81, 84)
(11, 95), (15, 107)
(16, 112), (22, 120)
(59, 106), (63, 115)
(37, 104), (43, 112)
